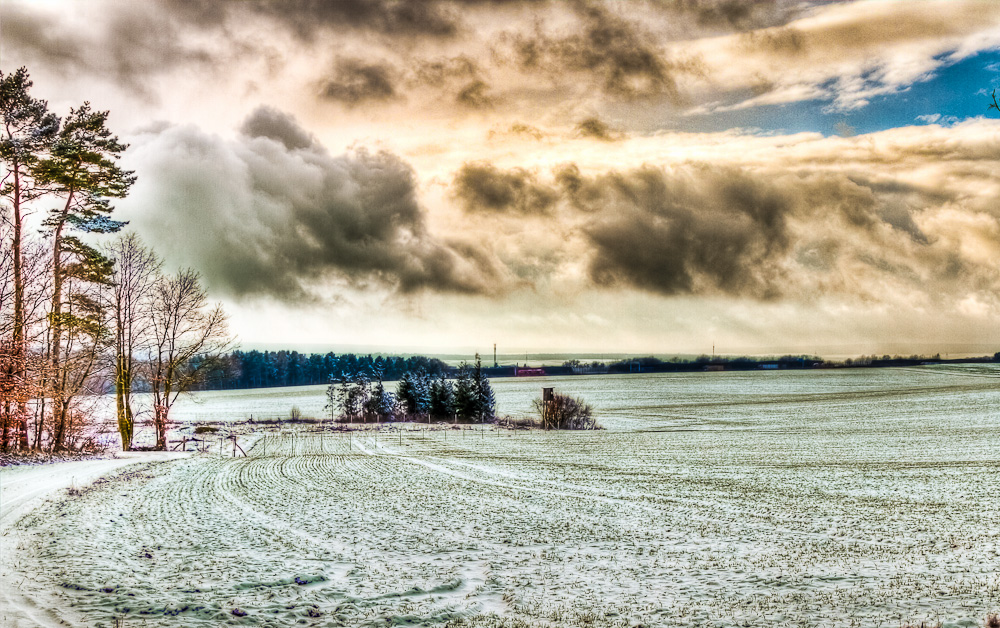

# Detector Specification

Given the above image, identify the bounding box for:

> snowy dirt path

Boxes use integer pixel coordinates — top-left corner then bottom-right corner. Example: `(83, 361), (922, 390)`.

(0, 452), (189, 628)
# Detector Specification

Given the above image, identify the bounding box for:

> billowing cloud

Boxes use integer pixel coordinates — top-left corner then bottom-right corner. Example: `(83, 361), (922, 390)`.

(498, 4), (695, 101)
(565, 158), (999, 302)
(0, 3), (210, 95)
(9, 0), (996, 120)
(574, 117), (623, 141)
(238, 106), (315, 150)
(569, 164), (793, 298)
(160, 0), (460, 39)
(318, 58), (399, 106)
(7, 0), (1000, 353)
(453, 162), (558, 214)
(121, 109), (506, 300)
(444, 119), (1000, 308)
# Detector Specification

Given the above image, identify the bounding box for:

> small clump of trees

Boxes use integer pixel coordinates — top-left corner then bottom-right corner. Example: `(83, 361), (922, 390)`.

(325, 368), (397, 423)
(533, 390), (600, 430)
(325, 353), (496, 424)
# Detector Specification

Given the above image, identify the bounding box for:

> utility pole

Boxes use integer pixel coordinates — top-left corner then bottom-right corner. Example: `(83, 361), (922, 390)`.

(494, 343), (497, 368)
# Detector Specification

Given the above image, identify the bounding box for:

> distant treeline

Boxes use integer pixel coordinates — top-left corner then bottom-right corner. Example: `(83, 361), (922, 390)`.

(596, 353), (999, 373)
(188, 349), (1000, 393)
(604, 354), (822, 372)
(190, 350), (449, 391)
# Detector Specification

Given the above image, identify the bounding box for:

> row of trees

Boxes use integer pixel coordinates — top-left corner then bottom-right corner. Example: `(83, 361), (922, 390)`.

(326, 354), (496, 423)
(1, 67), (231, 452)
(195, 350), (449, 391)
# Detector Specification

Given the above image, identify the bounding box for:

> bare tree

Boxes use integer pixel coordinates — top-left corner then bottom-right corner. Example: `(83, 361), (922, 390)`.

(43, 276), (110, 450)
(0, 219), (52, 451)
(104, 233), (160, 450)
(149, 269), (231, 450)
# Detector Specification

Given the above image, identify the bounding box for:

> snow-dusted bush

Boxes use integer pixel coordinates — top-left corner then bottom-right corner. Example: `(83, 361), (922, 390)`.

(533, 392), (600, 430)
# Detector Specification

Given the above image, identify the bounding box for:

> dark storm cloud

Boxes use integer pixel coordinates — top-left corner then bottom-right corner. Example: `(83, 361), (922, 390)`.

(0, 5), (84, 68)
(160, 0), (459, 39)
(847, 177), (954, 245)
(238, 106), (316, 150)
(575, 165), (792, 298)
(2, 3), (209, 95)
(157, 0), (795, 41)
(123, 112), (504, 300)
(499, 4), (695, 100)
(456, 80), (496, 108)
(525, 160), (976, 301)
(453, 163), (558, 215)
(318, 59), (398, 106)
(673, 0), (793, 30)
(575, 117), (623, 141)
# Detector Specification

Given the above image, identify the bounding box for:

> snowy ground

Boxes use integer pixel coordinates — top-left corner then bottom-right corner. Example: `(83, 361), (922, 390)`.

(2, 417), (999, 628)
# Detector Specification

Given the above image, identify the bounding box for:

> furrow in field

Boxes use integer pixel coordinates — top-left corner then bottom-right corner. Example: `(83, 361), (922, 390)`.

(13, 409), (1000, 628)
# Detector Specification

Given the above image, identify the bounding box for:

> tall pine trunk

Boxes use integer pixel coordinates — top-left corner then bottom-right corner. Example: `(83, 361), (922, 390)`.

(11, 167), (29, 450)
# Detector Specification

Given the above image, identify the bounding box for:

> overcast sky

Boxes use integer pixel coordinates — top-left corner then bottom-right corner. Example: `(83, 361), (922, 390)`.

(5, 0), (1000, 357)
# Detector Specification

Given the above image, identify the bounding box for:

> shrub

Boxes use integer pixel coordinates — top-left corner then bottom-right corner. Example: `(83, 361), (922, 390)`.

(533, 392), (600, 430)
(289, 406), (302, 422)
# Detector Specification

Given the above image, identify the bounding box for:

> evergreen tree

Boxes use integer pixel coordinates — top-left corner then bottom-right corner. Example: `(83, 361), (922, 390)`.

(429, 375), (455, 420)
(453, 363), (477, 422)
(396, 370), (417, 417)
(0, 67), (59, 451)
(396, 368), (430, 419)
(36, 102), (134, 450)
(472, 353), (496, 422)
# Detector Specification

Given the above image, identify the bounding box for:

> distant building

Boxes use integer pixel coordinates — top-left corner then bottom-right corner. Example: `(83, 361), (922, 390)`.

(514, 365), (546, 377)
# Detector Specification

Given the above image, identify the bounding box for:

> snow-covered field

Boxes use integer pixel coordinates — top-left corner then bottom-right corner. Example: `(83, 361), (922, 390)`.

(3, 366), (1000, 627)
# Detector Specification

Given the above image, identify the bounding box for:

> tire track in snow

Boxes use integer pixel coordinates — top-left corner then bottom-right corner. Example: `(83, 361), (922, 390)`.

(0, 453), (188, 628)
(353, 434), (915, 554)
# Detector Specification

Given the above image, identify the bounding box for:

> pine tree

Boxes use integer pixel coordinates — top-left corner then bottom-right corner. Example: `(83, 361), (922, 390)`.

(0, 67), (59, 450)
(429, 375), (454, 420)
(453, 363), (477, 422)
(396, 370), (416, 417)
(472, 353), (496, 422)
(36, 102), (134, 450)
(396, 368), (430, 419)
